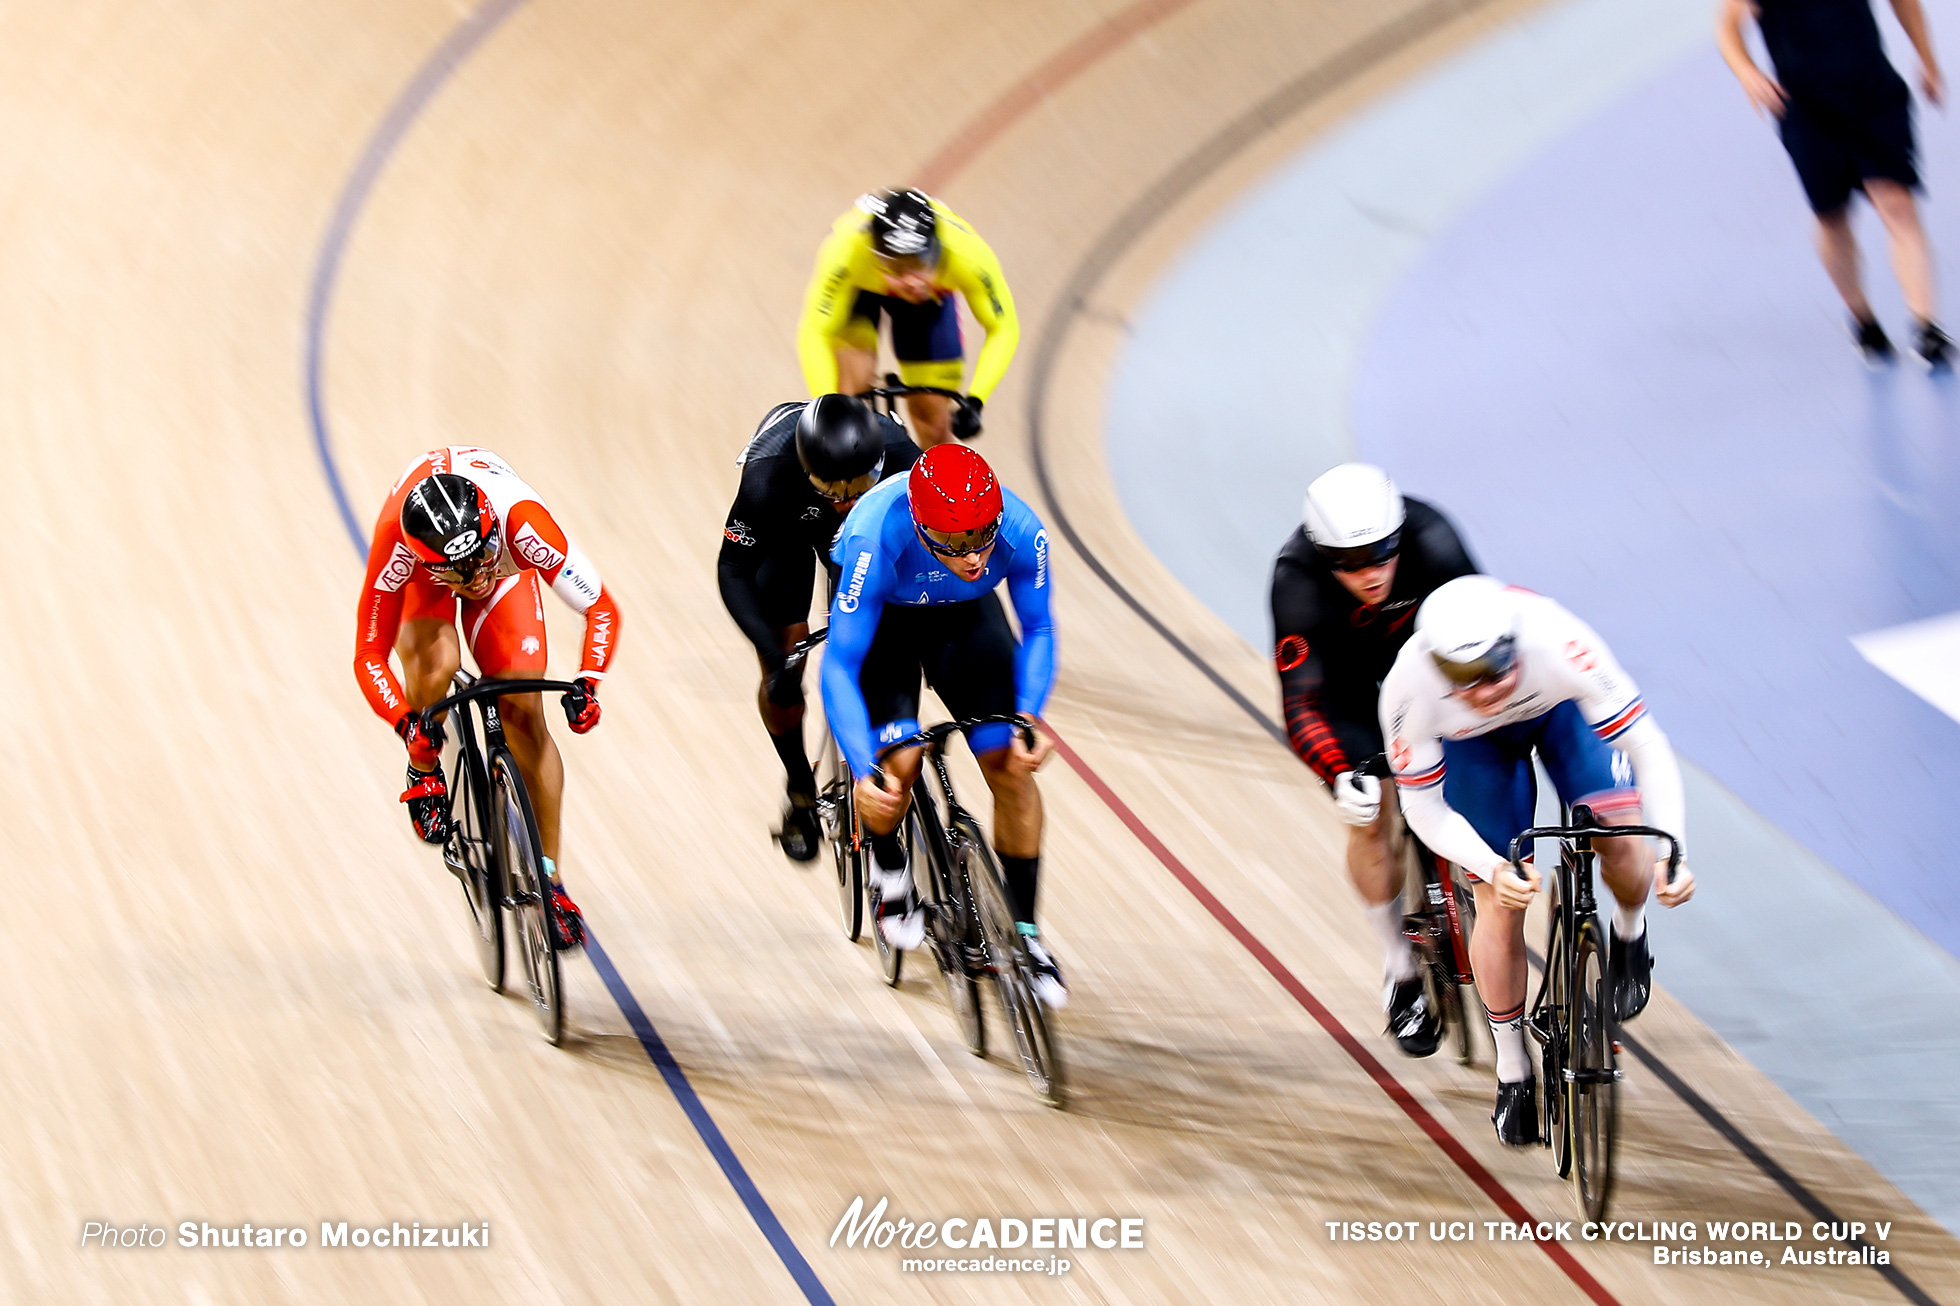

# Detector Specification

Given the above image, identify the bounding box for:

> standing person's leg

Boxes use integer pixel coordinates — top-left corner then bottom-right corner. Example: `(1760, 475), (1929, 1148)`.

(1855, 75), (1942, 361)
(1780, 99), (1892, 357)
(1867, 182), (1936, 321)
(1815, 205), (1875, 321)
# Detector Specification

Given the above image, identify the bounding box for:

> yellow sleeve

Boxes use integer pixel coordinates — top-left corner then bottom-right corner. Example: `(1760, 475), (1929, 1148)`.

(796, 217), (870, 395)
(936, 206), (1019, 402)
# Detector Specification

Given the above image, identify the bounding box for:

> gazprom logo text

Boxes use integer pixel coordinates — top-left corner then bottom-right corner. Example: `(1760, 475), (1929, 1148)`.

(837, 549), (873, 613)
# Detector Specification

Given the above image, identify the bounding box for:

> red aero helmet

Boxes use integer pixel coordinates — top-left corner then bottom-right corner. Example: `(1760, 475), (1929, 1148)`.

(908, 443), (1002, 534)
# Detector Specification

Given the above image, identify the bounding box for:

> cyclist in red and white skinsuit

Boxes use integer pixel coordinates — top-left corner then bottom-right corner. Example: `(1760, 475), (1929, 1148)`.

(354, 446), (619, 947)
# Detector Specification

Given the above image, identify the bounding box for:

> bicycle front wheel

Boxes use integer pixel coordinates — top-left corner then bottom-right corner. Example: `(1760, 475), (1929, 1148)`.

(493, 752), (562, 1045)
(959, 817), (1064, 1108)
(448, 724), (503, 992)
(819, 735), (863, 942)
(1541, 866), (1573, 1177)
(917, 802), (983, 1058)
(1570, 920), (1619, 1220)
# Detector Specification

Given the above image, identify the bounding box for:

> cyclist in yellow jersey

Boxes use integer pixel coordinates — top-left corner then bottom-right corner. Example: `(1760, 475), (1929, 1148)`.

(797, 188), (1019, 447)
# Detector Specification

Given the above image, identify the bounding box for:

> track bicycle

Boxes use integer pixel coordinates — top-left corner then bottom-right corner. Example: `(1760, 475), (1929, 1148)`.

(1510, 807), (1680, 1221)
(422, 672), (589, 1046)
(870, 716), (1065, 1108)
(1360, 755), (1482, 1064)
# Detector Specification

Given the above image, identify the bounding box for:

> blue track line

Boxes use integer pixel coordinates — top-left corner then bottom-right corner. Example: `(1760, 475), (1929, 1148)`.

(300, 6), (835, 1300)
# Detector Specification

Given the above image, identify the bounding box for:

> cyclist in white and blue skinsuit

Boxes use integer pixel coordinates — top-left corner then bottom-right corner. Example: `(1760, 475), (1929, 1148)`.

(820, 443), (1066, 1005)
(1379, 576), (1696, 1146)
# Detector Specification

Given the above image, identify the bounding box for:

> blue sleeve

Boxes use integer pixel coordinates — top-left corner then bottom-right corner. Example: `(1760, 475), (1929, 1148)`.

(820, 533), (890, 778)
(1004, 520), (1057, 718)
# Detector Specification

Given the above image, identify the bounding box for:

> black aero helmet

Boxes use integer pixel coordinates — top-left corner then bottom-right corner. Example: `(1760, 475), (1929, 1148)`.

(796, 395), (885, 501)
(400, 472), (500, 579)
(864, 187), (940, 263)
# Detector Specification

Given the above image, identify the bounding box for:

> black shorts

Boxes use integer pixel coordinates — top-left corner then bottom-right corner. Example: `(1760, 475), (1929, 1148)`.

(849, 289), (963, 363)
(859, 595), (1018, 757)
(755, 550), (818, 634)
(1779, 79), (1918, 214)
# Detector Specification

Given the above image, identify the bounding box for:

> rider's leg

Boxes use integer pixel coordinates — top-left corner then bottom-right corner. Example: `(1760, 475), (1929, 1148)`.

(977, 746), (1042, 919)
(893, 300), (965, 448)
(396, 616), (462, 717)
(902, 393), (953, 447)
(498, 690), (565, 864)
(1349, 789), (1416, 987)
(461, 573), (566, 869)
(752, 545), (816, 798)
(835, 345), (877, 396)
(758, 628), (813, 795)
(1535, 701), (1652, 939)
(1440, 728), (1538, 1084)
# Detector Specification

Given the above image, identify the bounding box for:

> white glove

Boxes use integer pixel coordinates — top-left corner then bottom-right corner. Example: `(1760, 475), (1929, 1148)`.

(1331, 771), (1381, 827)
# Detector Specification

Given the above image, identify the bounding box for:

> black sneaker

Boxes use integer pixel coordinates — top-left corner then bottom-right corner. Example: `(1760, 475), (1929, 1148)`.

(1493, 1078), (1540, 1147)
(1854, 316), (1895, 367)
(777, 793), (820, 863)
(1917, 320), (1952, 371)
(1611, 926), (1653, 1022)
(399, 765), (448, 845)
(1386, 976), (1441, 1057)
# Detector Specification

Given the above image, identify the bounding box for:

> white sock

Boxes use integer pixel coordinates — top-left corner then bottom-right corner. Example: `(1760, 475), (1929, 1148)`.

(1614, 899), (1647, 942)
(1487, 1003), (1529, 1082)
(879, 867), (913, 900)
(1366, 899), (1418, 987)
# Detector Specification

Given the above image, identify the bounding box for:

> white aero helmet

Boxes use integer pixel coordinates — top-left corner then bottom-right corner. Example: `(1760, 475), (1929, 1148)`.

(1417, 575), (1521, 687)
(1303, 463), (1405, 571)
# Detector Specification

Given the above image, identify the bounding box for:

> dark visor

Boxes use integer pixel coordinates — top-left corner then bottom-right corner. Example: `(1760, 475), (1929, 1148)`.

(1315, 528), (1402, 573)
(1431, 632), (1518, 687)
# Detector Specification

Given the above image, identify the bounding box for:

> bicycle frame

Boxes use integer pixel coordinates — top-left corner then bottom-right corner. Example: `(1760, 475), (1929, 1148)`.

(1511, 804), (1680, 1217)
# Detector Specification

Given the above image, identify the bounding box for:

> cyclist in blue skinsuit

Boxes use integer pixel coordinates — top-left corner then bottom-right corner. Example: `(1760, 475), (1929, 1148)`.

(820, 443), (1066, 1006)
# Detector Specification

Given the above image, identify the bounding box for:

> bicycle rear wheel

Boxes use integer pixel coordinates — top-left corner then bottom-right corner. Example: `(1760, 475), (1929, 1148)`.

(818, 735), (863, 942)
(916, 802), (983, 1058)
(1570, 920), (1619, 1220)
(493, 752), (562, 1045)
(447, 721), (503, 992)
(959, 816), (1063, 1107)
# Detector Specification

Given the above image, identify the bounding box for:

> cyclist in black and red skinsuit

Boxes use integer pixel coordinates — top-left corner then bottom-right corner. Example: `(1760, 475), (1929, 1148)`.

(1269, 463), (1477, 1056)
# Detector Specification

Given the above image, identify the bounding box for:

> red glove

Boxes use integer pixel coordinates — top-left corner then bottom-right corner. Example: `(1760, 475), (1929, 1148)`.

(396, 711), (443, 770)
(563, 678), (601, 734)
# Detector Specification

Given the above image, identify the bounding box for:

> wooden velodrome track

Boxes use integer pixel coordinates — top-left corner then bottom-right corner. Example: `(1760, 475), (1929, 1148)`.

(5, 1), (1957, 1302)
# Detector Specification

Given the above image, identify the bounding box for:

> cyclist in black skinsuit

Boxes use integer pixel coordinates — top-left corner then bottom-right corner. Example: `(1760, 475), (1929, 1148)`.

(718, 394), (921, 859)
(1269, 463), (1477, 1056)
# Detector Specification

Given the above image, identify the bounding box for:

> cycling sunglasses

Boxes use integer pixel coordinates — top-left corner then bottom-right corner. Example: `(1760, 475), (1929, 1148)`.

(420, 527), (501, 585)
(1315, 528), (1402, 573)
(1431, 633), (1519, 689)
(807, 466), (881, 504)
(918, 520), (1000, 559)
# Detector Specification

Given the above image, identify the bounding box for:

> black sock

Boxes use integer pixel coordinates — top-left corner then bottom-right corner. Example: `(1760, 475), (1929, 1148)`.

(871, 830), (906, 871)
(1000, 854), (1039, 925)
(769, 727), (815, 798)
